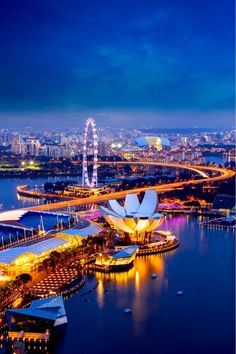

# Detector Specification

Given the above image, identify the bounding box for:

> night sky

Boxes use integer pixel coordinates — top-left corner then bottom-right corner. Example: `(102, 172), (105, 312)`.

(0, 0), (234, 128)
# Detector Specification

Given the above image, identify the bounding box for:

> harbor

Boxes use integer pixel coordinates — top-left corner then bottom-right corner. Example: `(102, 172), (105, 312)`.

(0, 174), (234, 353)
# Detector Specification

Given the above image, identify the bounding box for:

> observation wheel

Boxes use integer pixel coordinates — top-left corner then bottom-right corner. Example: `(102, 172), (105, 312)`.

(82, 118), (98, 187)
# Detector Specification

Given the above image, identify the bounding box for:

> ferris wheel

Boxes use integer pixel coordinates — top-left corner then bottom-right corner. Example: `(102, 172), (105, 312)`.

(82, 118), (98, 187)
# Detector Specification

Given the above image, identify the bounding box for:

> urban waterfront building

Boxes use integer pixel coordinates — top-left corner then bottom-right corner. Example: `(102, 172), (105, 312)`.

(0, 211), (102, 278)
(212, 194), (236, 213)
(0, 236), (70, 277)
(94, 244), (139, 271)
(99, 190), (164, 241)
(6, 295), (67, 340)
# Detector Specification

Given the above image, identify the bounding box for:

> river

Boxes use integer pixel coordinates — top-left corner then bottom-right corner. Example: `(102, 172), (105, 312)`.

(0, 176), (77, 210)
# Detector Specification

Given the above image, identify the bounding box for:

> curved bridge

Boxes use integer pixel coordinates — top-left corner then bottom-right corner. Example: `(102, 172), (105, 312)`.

(24, 162), (235, 211)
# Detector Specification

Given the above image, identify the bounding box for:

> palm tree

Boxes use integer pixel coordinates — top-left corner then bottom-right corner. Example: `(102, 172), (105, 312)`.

(16, 273), (32, 285)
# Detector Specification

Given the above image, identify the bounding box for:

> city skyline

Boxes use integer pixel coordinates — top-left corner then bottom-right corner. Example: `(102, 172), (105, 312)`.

(0, 0), (234, 129)
(0, 1), (234, 350)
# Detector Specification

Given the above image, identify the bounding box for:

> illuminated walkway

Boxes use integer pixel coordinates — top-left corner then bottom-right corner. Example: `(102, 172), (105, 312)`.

(25, 162), (235, 211)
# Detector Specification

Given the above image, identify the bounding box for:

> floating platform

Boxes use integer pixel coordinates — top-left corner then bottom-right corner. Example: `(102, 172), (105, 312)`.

(137, 239), (179, 256)
(90, 245), (139, 273)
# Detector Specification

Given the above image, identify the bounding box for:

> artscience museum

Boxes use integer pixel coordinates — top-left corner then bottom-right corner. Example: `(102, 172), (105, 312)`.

(99, 190), (164, 241)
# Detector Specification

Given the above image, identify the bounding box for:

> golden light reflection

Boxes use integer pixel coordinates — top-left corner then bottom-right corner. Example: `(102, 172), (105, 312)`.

(95, 255), (164, 288)
(96, 267), (136, 288)
(17, 194), (40, 204)
(97, 280), (104, 309)
(132, 256), (165, 336)
(134, 255), (164, 279)
(94, 254), (165, 336)
(135, 270), (140, 294)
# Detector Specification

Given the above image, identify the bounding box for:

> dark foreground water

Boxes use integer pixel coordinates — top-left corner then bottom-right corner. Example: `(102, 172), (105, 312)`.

(53, 215), (235, 354)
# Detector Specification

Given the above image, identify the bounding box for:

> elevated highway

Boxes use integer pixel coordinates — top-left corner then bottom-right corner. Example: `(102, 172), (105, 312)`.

(100, 161), (210, 178)
(24, 162), (235, 212)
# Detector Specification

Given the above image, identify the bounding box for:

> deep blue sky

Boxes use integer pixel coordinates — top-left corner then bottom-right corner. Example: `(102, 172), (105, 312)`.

(0, 0), (234, 128)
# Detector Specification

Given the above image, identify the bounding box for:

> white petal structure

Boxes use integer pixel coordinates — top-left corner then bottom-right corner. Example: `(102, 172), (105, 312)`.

(99, 190), (164, 235)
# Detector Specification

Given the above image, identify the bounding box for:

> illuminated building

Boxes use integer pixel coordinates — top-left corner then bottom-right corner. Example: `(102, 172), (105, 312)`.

(94, 245), (139, 271)
(0, 223), (102, 278)
(64, 184), (110, 197)
(6, 295), (67, 341)
(134, 136), (171, 151)
(11, 137), (41, 156)
(56, 223), (102, 242)
(99, 190), (164, 241)
(212, 194), (235, 214)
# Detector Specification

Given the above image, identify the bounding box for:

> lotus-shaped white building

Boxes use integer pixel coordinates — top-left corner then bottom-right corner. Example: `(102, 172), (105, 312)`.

(99, 190), (164, 238)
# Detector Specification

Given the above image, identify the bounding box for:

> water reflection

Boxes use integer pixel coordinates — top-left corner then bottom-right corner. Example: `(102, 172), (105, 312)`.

(132, 255), (165, 335)
(135, 270), (140, 292)
(94, 255), (164, 288)
(199, 227), (208, 256)
(17, 194), (41, 205)
(94, 254), (165, 336)
(53, 216), (234, 354)
(97, 280), (104, 309)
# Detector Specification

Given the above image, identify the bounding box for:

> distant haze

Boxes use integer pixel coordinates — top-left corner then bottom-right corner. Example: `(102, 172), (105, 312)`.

(0, 110), (234, 130)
